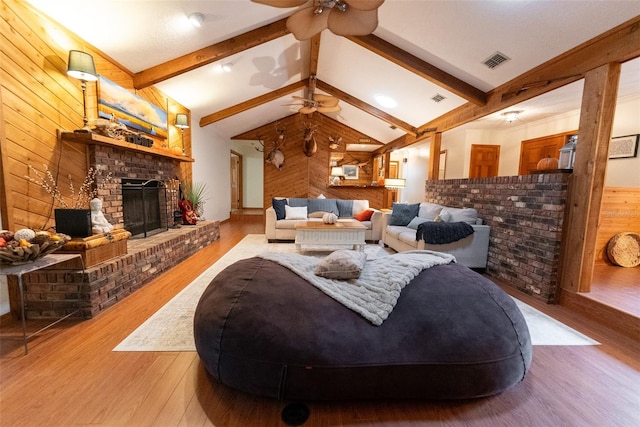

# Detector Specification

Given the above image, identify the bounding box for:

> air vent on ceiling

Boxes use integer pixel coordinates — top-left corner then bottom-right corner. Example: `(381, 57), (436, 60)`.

(431, 94), (446, 103)
(389, 125), (397, 130)
(482, 52), (510, 69)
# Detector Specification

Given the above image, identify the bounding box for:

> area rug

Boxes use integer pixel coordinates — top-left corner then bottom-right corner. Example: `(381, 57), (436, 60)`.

(114, 234), (598, 351)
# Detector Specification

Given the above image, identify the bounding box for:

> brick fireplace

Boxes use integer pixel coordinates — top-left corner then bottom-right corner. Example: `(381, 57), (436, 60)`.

(13, 144), (220, 319)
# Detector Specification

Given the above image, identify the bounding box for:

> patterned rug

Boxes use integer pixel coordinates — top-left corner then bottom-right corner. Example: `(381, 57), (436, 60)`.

(114, 234), (598, 351)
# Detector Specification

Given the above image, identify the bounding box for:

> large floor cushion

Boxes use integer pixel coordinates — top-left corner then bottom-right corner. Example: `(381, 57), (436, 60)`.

(194, 257), (532, 401)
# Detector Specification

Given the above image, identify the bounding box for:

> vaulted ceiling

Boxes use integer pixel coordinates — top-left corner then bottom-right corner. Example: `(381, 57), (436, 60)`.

(26, 1), (640, 152)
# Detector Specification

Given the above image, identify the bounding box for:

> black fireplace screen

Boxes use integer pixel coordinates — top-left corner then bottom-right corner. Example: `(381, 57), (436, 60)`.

(121, 178), (168, 238)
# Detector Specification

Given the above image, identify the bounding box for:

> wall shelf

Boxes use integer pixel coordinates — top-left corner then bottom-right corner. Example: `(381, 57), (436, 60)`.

(58, 131), (194, 162)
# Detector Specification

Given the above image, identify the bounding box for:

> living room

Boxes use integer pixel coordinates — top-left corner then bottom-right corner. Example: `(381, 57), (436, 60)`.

(1, 1), (639, 426)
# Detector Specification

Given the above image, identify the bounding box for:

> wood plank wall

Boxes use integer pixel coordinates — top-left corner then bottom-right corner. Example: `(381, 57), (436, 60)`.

(0, 0), (191, 231)
(258, 114), (385, 209)
(596, 187), (640, 264)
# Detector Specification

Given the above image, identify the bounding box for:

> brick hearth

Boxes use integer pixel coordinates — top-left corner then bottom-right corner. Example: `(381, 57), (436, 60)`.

(18, 221), (220, 319)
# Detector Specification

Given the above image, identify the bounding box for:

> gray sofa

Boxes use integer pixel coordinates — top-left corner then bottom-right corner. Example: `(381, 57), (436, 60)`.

(382, 202), (490, 269)
(266, 197), (383, 242)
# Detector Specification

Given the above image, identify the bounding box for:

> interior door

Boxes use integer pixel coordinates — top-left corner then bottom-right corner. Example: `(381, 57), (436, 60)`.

(230, 154), (240, 210)
(469, 144), (500, 178)
(518, 134), (568, 175)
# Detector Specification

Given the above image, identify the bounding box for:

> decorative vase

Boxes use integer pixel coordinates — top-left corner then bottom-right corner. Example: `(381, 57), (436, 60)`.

(322, 212), (338, 224)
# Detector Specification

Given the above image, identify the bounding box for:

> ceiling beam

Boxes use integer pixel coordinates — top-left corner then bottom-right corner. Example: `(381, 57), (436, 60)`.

(199, 79), (308, 127)
(347, 34), (487, 106)
(133, 18), (290, 89)
(315, 80), (418, 136)
(378, 14), (640, 154)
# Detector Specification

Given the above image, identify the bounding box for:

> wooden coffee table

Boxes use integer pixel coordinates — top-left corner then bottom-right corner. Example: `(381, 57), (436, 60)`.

(294, 221), (367, 252)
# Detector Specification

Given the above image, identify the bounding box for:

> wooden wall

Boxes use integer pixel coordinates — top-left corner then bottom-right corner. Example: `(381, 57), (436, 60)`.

(596, 187), (640, 264)
(0, 0), (191, 231)
(256, 113), (385, 209)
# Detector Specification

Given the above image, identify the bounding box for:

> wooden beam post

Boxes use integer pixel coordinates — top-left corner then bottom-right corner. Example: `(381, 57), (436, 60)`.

(560, 62), (621, 293)
(428, 133), (441, 180)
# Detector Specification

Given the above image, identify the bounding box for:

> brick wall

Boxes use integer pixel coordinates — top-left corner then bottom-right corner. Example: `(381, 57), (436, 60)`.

(424, 173), (570, 302)
(22, 221), (220, 319)
(89, 145), (181, 227)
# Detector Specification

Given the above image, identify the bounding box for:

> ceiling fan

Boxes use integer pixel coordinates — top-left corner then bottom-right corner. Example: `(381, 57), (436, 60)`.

(290, 75), (341, 114)
(252, 0), (385, 40)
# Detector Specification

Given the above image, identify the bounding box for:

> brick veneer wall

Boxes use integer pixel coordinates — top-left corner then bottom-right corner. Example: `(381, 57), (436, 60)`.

(424, 173), (569, 302)
(22, 221), (220, 319)
(89, 145), (181, 227)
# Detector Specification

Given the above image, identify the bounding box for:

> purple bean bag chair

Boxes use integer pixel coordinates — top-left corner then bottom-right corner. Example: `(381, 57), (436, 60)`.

(194, 256), (531, 401)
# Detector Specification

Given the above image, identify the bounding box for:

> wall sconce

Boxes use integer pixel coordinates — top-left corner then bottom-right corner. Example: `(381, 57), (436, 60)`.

(175, 113), (189, 155)
(67, 50), (98, 131)
(501, 110), (522, 123)
(330, 166), (344, 186)
(384, 178), (406, 189)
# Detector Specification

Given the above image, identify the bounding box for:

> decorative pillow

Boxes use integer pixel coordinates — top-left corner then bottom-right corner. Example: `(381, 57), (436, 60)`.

(352, 200), (370, 216)
(285, 205), (308, 220)
(317, 194), (326, 199)
(407, 216), (430, 229)
(272, 198), (287, 220)
(434, 210), (452, 223)
(308, 211), (327, 218)
(388, 203), (420, 226)
(354, 209), (374, 222)
(314, 250), (367, 280)
(308, 198), (339, 216)
(336, 199), (354, 217)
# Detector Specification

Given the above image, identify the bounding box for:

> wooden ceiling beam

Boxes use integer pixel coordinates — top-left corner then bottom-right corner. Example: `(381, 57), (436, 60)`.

(348, 34), (487, 106)
(199, 79), (308, 127)
(315, 80), (418, 136)
(133, 18), (290, 89)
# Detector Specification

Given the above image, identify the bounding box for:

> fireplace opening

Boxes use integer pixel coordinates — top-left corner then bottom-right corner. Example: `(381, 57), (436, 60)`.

(122, 178), (169, 238)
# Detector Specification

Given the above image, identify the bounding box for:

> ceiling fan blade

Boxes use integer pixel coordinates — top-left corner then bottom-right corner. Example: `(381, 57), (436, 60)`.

(344, 0), (385, 12)
(299, 106), (317, 114)
(317, 105), (341, 113)
(251, 0), (308, 7)
(328, 7), (379, 36)
(286, 7), (330, 40)
(313, 94), (340, 107)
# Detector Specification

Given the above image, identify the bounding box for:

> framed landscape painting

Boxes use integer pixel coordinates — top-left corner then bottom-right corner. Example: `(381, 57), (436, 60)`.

(98, 76), (168, 139)
(343, 165), (358, 180)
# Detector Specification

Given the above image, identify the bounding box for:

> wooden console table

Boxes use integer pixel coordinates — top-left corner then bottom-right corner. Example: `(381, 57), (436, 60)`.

(0, 254), (85, 355)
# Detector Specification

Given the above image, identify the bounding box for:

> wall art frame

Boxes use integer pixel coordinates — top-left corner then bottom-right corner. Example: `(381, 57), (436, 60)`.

(343, 165), (359, 180)
(609, 134), (639, 159)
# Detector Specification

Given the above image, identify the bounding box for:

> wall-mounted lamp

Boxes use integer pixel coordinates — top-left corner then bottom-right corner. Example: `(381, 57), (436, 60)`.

(175, 113), (189, 155)
(501, 110), (522, 123)
(67, 50), (98, 131)
(384, 178), (406, 189)
(189, 12), (205, 27)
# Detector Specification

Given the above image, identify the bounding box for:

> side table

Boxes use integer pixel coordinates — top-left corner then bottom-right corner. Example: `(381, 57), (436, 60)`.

(0, 253), (85, 354)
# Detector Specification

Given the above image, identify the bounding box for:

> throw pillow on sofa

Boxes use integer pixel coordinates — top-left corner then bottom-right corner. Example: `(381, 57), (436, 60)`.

(440, 207), (477, 224)
(272, 198), (287, 220)
(389, 203), (420, 226)
(407, 216), (430, 229)
(354, 209), (374, 222)
(285, 205), (307, 220)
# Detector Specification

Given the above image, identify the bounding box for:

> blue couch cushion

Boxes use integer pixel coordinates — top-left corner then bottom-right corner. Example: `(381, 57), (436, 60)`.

(336, 199), (353, 217)
(288, 198), (308, 208)
(272, 198), (287, 220)
(389, 202), (420, 226)
(307, 198), (339, 215)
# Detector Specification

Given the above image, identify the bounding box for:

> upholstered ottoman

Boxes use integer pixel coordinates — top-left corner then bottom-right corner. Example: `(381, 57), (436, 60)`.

(194, 256), (532, 401)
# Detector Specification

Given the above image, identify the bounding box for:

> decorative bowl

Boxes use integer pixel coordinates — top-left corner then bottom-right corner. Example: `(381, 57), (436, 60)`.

(0, 234), (71, 265)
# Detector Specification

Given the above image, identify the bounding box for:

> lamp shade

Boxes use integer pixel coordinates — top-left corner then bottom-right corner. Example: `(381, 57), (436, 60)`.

(67, 50), (98, 82)
(330, 166), (344, 176)
(175, 114), (189, 128)
(384, 178), (406, 189)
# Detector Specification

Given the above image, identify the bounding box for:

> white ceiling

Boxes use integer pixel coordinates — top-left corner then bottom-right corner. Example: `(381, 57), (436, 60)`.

(26, 0), (640, 148)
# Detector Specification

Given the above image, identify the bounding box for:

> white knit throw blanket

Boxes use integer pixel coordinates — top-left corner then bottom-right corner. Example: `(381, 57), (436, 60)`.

(257, 250), (455, 325)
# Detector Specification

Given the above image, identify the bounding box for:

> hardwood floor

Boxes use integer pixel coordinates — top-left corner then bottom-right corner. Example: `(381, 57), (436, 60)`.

(1, 217), (638, 427)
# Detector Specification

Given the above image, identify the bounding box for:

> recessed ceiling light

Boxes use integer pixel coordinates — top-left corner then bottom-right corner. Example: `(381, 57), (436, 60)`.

(221, 63), (233, 72)
(374, 94), (397, 109)
(189, 12), (205, 28)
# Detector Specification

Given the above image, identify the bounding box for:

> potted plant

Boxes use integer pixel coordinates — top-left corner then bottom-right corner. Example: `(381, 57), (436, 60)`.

(183, 181), (208, 219)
